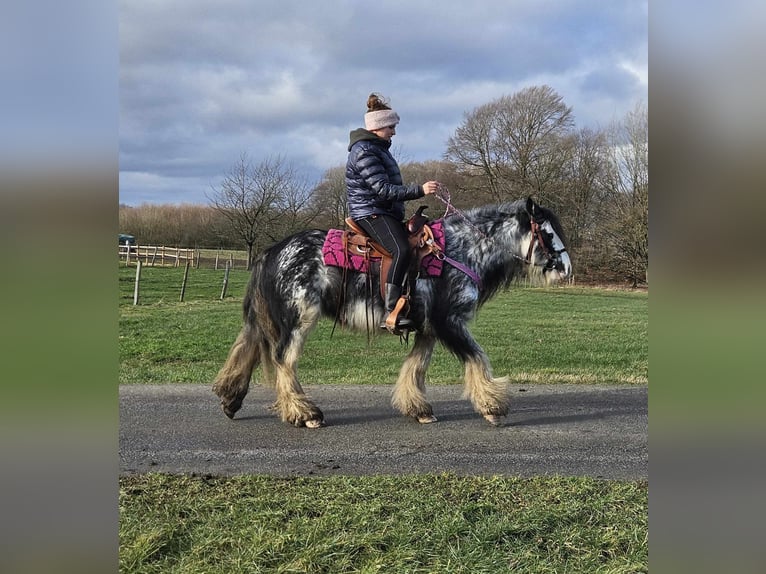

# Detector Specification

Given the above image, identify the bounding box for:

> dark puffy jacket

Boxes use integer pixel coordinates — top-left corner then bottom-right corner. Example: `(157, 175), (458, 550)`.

(346, 128), (424, 221)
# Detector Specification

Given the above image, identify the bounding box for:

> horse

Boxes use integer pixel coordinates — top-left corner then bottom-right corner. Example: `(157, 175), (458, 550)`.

(212, 197), (571, 428)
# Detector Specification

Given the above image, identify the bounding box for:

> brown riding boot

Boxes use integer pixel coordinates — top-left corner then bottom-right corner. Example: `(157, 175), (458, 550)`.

(381, 283), (415, 331)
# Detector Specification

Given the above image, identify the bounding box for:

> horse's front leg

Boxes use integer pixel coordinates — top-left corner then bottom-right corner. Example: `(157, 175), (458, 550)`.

(447, 324), (510, 426)
(463, 350), (510, 426)
(392, 333), (438, 423)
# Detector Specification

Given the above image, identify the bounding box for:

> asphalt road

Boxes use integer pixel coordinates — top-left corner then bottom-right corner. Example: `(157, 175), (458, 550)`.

(119, 383), (647, 480)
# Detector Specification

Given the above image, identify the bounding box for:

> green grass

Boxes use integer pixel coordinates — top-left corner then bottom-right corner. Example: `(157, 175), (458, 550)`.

(118, 267), (648, 572)
(118, 266), (647, 386)
(119, 263), (252, 305)
(120, 474), (647, 573)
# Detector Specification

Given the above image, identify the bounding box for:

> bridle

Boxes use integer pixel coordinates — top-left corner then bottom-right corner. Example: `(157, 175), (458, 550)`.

(525, 218), (568, 269)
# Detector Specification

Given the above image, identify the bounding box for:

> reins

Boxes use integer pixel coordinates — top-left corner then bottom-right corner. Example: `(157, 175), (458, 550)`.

(433, 185), (488, 241)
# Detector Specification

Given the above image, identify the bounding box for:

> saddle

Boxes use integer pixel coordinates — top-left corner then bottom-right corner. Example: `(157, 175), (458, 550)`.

(343, 206), (444, 330)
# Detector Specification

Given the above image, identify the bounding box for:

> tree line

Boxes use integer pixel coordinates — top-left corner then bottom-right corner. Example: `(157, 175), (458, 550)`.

(119, 85), (647, 286)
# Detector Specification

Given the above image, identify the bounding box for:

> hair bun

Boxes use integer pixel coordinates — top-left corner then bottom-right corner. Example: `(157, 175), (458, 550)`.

(367, 93), (391, 112)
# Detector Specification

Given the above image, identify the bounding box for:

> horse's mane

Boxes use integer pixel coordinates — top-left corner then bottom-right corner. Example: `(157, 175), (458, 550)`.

(445, 199), (567, 245)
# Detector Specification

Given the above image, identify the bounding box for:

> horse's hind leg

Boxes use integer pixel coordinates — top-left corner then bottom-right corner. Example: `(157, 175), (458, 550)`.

(212, 325), (261, 419)
(392, 334), (438, 423)
(270, 309), (325, 428)
(272, 363), (324, 428)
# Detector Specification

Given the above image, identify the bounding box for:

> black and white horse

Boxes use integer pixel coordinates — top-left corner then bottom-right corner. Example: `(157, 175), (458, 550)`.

(213, 197), (571, 427)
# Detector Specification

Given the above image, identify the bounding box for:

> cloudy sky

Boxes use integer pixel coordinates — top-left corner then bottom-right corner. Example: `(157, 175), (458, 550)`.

(119, 0), (647, 206)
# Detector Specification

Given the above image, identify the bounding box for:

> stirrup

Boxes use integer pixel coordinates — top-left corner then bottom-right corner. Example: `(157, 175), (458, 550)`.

(383, 296), (413, 333)
(380, 315), (415, 331)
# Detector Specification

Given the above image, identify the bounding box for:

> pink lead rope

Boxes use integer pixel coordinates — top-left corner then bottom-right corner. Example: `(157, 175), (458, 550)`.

(433, 185), (488, 240)
(428, 185), (485, 289)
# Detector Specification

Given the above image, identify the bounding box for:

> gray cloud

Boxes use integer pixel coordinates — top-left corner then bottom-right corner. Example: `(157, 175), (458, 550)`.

(119, 0), (647, 205)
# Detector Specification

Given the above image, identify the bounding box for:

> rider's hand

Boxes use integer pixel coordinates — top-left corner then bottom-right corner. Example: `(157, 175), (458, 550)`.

(422, 181), (441, 195)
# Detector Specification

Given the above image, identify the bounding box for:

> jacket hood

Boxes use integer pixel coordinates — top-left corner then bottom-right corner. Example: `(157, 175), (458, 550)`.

(348, 128), (391, 151)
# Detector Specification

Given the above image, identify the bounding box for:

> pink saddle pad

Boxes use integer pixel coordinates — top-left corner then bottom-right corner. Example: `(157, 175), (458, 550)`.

(322, 219), (445, 277)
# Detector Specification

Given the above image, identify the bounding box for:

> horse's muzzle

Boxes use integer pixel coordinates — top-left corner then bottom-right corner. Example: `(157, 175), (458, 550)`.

(544, 250), (572, 282)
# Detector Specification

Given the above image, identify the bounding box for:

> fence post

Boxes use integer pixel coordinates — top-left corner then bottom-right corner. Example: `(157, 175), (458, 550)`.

(214, 249), (220, 270)
(179, 260), (190, 302)
(220, 260), (231, 300)
(133, 260), (142, 305)
(125, 240), (131, 266)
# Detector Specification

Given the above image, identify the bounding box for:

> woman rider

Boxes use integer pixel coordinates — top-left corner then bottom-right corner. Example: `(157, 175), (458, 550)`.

(346, 93), (441, 331)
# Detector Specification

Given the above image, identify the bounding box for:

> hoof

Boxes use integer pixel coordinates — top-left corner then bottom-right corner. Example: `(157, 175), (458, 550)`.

(417, 415), (438, 424)
(483, 414), (505, 427)
(283, 404), (324, 428)
(305, 418), (325, 429)
(221, 398), (243, 419)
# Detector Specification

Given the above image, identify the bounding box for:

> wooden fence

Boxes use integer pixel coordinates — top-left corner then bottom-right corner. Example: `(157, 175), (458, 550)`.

(119, 244), (249, 269)
(119, 244), (196, 267)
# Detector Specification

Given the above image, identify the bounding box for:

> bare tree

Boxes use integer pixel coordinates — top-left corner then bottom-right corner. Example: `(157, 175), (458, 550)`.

(445, 101), (502, 200)
(208, 153), (315, 268)
(560, 128), (609, 247)
(497, 85), (575, 201)
(445, 85), (574, 202)
(600, 102), (649, 286)
(267, 162), (320, 240)
(119, 203), (241, 249)
(309, 166), (348, 230)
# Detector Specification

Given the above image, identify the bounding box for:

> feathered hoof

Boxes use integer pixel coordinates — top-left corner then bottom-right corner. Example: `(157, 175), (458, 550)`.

(483, 414), (505, 427)
(417, 415), (438, 424)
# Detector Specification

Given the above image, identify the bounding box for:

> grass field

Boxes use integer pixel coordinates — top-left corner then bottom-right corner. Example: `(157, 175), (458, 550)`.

(119, 265), (648, 573)
(118, 265), (647, 386)
(120, 474), (647, 574)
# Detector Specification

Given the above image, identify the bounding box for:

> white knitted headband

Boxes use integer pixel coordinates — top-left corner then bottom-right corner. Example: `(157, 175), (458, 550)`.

(365, 109), (400, 131)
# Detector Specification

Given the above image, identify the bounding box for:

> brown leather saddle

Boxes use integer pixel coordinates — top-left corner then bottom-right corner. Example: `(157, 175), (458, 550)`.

(342, 207), (443, 330)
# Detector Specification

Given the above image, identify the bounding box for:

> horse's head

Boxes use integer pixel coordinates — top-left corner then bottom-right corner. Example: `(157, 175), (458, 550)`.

(519, 197), (572, 284)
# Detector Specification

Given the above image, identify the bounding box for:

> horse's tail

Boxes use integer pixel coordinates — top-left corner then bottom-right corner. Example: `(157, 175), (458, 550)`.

(212, 258), (269, 419)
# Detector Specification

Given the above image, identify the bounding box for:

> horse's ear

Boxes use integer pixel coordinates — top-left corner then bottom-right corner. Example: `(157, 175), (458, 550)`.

(525, 196), (536, 217)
